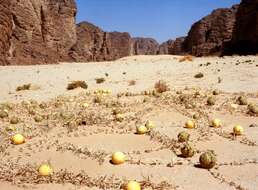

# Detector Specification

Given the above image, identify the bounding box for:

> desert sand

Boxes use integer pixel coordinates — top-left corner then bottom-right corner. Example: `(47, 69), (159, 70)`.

(0, 55), (258, 190)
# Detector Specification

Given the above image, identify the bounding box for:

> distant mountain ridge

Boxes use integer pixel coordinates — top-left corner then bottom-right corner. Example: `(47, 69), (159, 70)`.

(0, 0), (257, 65)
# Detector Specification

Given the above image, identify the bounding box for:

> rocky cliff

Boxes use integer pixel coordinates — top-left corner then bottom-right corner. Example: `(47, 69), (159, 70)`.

(0, 0), (12, 65)
(69, 22), (132, 62)
(158, 37), (186, 55)
(184, 5), (238, 56)
(223, 0), (258, 55)
(0, 0), (77, 65)
(132, 38), (159, 55)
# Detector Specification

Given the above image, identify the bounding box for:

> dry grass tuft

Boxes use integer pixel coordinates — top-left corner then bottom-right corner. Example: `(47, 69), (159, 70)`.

(154, 80), (170, 93)
(67, 81), (88, 90)
(16, 84), (31, 91)
(179, 55), (194, 62)
(95, 78), (105, 84)
(128, 80), (136, 86)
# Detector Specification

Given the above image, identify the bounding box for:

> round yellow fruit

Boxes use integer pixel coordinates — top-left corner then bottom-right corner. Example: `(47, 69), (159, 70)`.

(145, 120), (155, 130)
(115, 114), (124, 122)
(125, 181), (141, 190)
(38, 164), (53, 176)
(233, 125), (243, 135)
(185, 120), (195, 129)
(82, 102), (89, 108)
(11, 134), (25, 145)
(111, 152), (126, 165)
(211, 119), (222, 128)
(230, 104), (238, 109)
(136, 125), (148, 135)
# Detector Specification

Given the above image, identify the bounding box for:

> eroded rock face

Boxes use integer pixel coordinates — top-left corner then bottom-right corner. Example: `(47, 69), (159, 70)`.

(70, 22), (132, 62)
(158, 37), (186, 55)
(132, 38), (159, 55)
(223, 0), (258, 55)
(184, 5), (238, 56)
(0, 0), (12, 65)
(0, 0), (77, 65)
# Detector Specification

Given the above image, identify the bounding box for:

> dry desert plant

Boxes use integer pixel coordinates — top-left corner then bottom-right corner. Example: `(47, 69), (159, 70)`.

(16, 84), (31, 91)
(154, 80), (170, 93)
(179, 55), (193, 62)
(95, 77), (105, 84)
(128, 80), (136, 86)
(67, 81), (88, 90)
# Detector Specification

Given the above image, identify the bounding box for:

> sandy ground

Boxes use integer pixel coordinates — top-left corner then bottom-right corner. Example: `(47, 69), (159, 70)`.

(0, 55), (257, 190)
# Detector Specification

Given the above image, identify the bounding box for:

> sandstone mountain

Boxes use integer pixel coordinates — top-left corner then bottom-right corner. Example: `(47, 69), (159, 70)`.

(69, 22), (132, 62)
(183, 5), (238, 56)
(0, 0), (258, 65)
(223, 0), (258, 55)
(158, 37), (186, 55)
(0, 0), (77, 65)
(70, 22), (162, 62)
(132, 38), (159, 55)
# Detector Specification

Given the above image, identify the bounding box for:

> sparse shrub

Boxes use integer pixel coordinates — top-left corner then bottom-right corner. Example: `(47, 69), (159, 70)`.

(67, 81), (88, 90)
(179, 55), (193, 62)
(95, 78), (105, 84)
(212, 90), (219, 95)
(194, 72), (204, 79)
(154, 80), (170, 93)
(16, 84), (31, 91)
(128, 80), (136, 86)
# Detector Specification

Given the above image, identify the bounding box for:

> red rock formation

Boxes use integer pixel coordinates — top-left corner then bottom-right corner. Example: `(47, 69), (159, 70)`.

(158, 37), (186, 55)
(70, 22), (132, 62)
(223, 0), (258, 55)
(0, 0), (12, 65)
(0, 0), (77, 65)
(132, 38), (159, 55)
(184, 5), (238, 56)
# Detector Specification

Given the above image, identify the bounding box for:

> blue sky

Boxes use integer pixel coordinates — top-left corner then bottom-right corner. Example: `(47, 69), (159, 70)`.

(76, 0), (240, 43)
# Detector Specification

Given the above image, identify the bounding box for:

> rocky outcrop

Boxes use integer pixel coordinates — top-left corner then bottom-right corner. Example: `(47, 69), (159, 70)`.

(0, 0), (12, 65)
(223, 0), (258, 55)
(0, 0), (77, 65)
(132, 38), (159, 55)
(158, 37), (186, 55)
(69, 22), (132, 62)
(184, 5), (238, 56)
